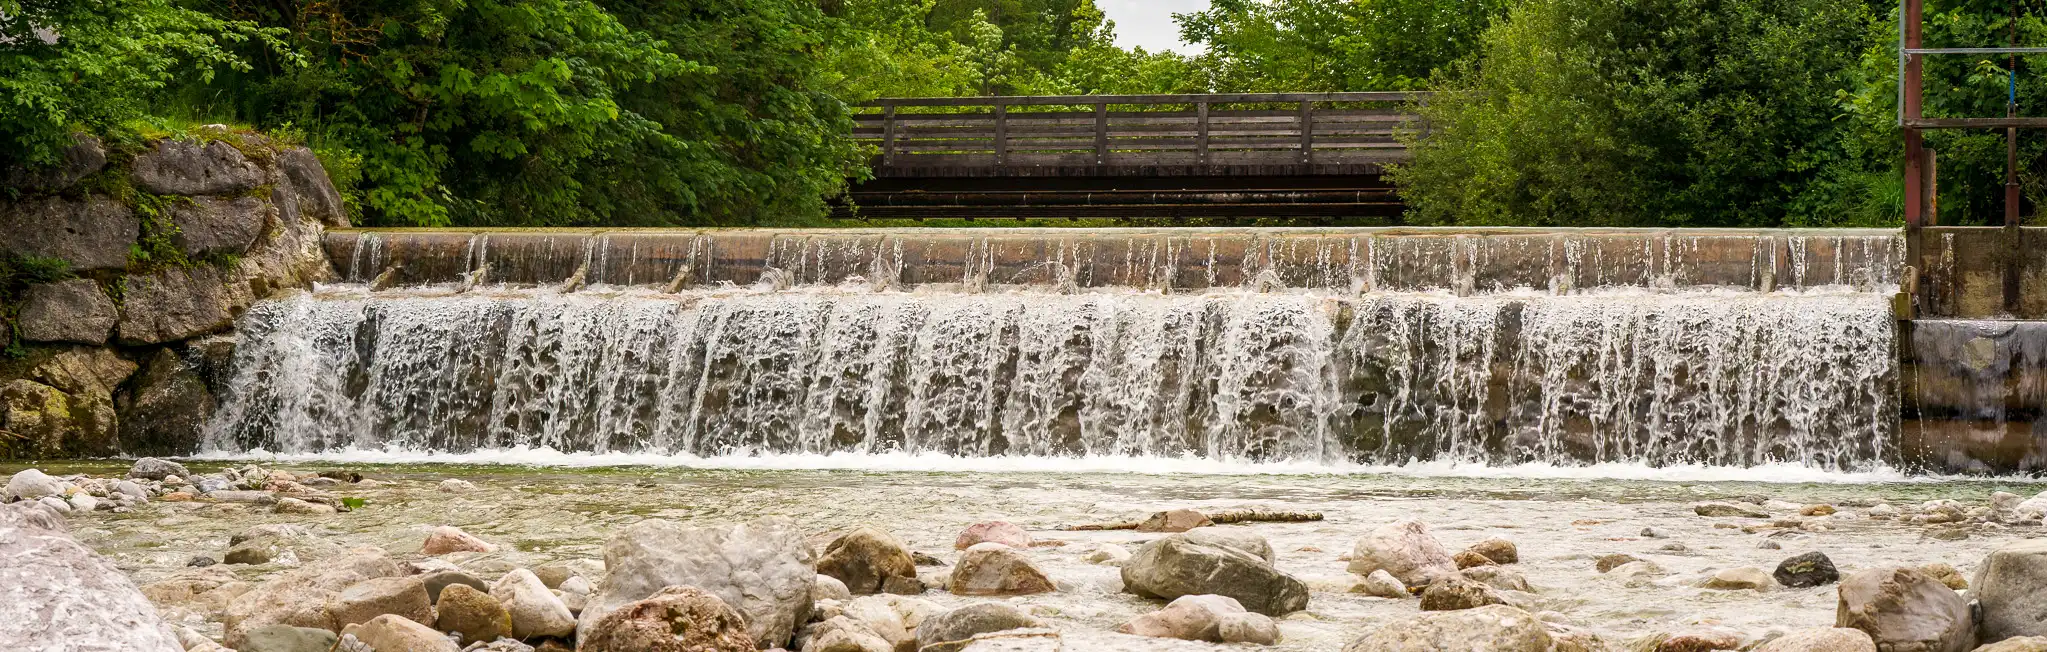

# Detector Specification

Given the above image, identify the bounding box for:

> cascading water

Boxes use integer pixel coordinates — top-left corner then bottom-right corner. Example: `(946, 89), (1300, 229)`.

(207, 278), (1900, 469)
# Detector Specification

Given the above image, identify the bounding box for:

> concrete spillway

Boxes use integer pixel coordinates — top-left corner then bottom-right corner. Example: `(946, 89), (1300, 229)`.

(190, 227), (2047, 474)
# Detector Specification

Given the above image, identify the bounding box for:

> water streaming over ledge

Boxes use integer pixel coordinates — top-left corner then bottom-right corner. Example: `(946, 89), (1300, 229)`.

(206, 284), (1900, 470)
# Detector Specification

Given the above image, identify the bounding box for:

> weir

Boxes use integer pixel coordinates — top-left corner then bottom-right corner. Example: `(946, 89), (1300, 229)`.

(195, 227), (2047, 474)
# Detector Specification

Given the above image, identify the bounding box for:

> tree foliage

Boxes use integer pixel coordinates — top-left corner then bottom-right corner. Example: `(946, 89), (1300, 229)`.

(1176, 0), (1509, 92)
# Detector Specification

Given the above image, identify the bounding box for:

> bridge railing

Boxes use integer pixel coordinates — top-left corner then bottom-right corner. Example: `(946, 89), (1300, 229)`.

(854, 92), (1426, 172)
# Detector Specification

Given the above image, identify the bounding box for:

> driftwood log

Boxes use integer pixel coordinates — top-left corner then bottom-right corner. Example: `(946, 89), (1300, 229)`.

(1062, 508), (1324, 531)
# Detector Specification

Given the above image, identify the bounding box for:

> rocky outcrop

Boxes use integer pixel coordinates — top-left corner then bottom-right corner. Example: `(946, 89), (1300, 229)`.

(131, 139), (266, 196)
(1975, 539), (2047, 641)
(2, 134), (107, 191)
(168, 196), (267, 257)
(116, 348), (217, 455)
(579, 517), (816, 648)
(2, 377), (118, 457)
(0, 196), (137, 271)
(18, 279), (119, 344)
(220, 549), (403, 646)
(0, 502), (185, 651)
(117, 265), (240, 345)
(1836, 567), (1974, 652)
(1122, 532), (1309, 616)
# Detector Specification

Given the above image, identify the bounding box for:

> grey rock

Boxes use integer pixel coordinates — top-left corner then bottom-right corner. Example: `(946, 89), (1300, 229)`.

(1347, 520), (1456, 588)
(239, 624), (339, 652)
(423, 569), (490, 602)
(28, 346), (135, 396)
(915, 603), (1043, 651)
(1974, 539), (2047, 640)
(1342, 604), (1552, 652)
(1418, 575), (1503, 611)
(329, 575), (432, 629)
(129, 457), (192, 481)
(132, 139), (264, 195)
(1695, 502), (1769, 518)
(118, 349), (217, 456)
(0, 503), (185, 651)
(273, 147), (347, 227)
(578, 517), (816, 648)
(1775, 551), (1841, 588)
(2, 134), (107, 191)
(18, 279), (118, 344)
(221, 549), (403, 647)
(817, 526), (918, 595)
(0, 195), (138, 271)
(1122, 532), (1310, 616)
(1836, 567), (1974, 652)
(188, 556), (217, 567)
(168, 196), (267, 257)
(117, 265), (241, 345)
(1178, 527), (1276, 563)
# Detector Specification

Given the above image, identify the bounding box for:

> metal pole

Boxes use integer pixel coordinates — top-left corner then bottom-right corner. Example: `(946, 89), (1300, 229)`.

(1905, 0), (1927, 230)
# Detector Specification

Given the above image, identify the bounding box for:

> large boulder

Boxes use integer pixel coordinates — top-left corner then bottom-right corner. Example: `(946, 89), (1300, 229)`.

(1179, 527), (1275, 563)
(431, 583), (509, 646)
(1836, 567), (1974, 652)
(1752, 627), (1876, 652)
(2, 378), (117, 458)
(2, 133), (107, 191)
(1122, 532), (1309, 616)
(578, 517), (816, 648)
(1342, 604), (1552, 652)
(168, 195), (267, 257)
(818, 526), (918, 595)
(0, 502), (184, 651)
(221, 548), (402, 646)
(18, 279), (118, 344)
(491, 568), (575, 640)
(327, 575), (433, 629)
(1118, 594), (1279, 645)
(0, 195), (137, 271)
(949, 542), (1055, 597)
(117, 265), (242, 345)
(955, 521), (1031, 550)
(118, 348), (217, 455)
(4, 468), (67, 501)
(273, 146), (348, 227)
(581, 586), (756, 652)
(1975, 539), (2047, 641)
(915, 603), (1043, 651)
(1978, 638), (2047, 652)
(131, 138), (265, 196)
(1347, 520), (1456, 588)
(336, 614), (458, 652)
(28, 346), (136, 396)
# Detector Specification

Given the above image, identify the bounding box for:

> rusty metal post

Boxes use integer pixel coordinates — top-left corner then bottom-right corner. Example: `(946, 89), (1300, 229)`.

(1903, 0), (1927, 316)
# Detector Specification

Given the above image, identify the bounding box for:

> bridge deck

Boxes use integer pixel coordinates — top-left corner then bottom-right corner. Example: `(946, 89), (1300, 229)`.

(840, 93), (1424, 220)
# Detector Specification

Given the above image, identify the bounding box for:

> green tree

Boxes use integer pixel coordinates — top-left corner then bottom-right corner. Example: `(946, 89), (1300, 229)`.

(1395, 0), (1879, 227)
(1175, 0), (1509, 92)
(0, 0), (283, 167)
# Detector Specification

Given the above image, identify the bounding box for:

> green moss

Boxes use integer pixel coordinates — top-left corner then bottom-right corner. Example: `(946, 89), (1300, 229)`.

(127, 193), (194, 271)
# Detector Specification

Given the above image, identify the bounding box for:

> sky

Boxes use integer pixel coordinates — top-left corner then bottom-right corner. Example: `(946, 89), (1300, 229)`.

(1098, 0), (1211, 54)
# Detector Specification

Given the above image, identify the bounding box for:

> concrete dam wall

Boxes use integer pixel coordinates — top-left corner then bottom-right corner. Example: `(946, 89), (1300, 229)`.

(187, 227), (2047, 474)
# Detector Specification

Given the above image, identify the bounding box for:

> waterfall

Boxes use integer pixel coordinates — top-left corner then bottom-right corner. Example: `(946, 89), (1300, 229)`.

(206, 283), (1898, 469)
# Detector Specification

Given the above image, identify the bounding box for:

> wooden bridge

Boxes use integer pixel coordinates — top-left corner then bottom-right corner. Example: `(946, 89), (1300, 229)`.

(836, 92), (1423, 220)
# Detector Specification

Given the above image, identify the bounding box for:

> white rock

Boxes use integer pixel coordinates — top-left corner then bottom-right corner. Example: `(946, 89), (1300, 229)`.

(439, 479), (477, 493)
(1350, 569), (1410, 598)
(5, 468), (67, 502)
(37, 495), (71, 513)
(815, 574), (853, 602)
(578, 517), (816, 648)
(0, 503), (184, 650)
(68, 493), (98, 512)
(2016, 491), (2047, 519)
(1347, 520), (1456, 588)
(491, 568), (575, 639)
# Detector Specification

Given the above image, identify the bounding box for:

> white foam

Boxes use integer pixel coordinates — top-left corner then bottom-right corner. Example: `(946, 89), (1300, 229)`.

(185, 447), (1975, 484)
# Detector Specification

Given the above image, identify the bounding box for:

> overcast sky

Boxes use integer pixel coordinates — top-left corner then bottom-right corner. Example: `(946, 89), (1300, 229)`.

(1098, 0), (1211, 54)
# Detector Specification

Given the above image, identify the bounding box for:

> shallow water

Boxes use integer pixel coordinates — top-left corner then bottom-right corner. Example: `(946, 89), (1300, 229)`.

(20, 458), (2042, 650)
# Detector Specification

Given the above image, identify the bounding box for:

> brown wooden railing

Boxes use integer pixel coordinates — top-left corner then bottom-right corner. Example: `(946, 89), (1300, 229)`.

(854, 92), (1425, 173)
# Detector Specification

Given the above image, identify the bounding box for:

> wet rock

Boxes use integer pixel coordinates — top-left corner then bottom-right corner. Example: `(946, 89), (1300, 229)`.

(1419, 575), (1504, 611)
(492, 568), (576, 640)
(950, 542), (1055, 597)
(1350, 569), (1410, 598)
(1759, 540), (1782, 550)
(338, 614), (459, 652)
(579, 517), (815, 648)
(190, 555), (218, 567)
(818, 526), (919, 595)
(0, 502), (185, 650)
(1775, 551), (1840, 588)
(330, 575), (433, 629)
(1921, 563), (1969, 590)
(815, 574), (854, 602)
(1701, 566), (1773, 591)
(116, 265), (242, 345)
(1978, 638), (2047, 652)
(424, 570), (490, 603)
(915, 602), (1043, 651)
(1342, 604), (1552, 651)
(1179, 526), (1275, 563)
(1123, 532), (1308, 616)
(128, 457), (192, 481)
(1695, 502), (1768, 518)
(131, 138), (265, 195)
(1347, 520), (1457, 588)
(1466, 538), (1518, 564)
(5, 468), (67, 501)
(1596, 553), (1644, 573)
(239, 624), (339, 652)
(433, 584), (510, 646)
(1118, 594), (1277, 644)
(422, 526), (496, 555)
(580, 585), (756, 652)
(955, 521), (1031, 550)
(439, 479), (476, 493)
(1751, 627), (1875, 652)
(3, 379), (118, 457)
(1974, 539), (2047, 640)
(118, 348), (217, 456)
(167, 195), (266, 257)
(18, 279), (118, 344)
(1083, 543), (1130, 566)
(1836, 567), (1974, 652)
(0, 196), (137, 271)
(802, 615), (892, 652)
(1453, 550), (1496, 569)
(1461, 565), (1532, 592)
(1138, 508), (1215, 532)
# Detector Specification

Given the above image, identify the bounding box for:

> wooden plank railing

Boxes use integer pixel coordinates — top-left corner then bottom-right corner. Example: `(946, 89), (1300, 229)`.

(855, 92), (1427, 173)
